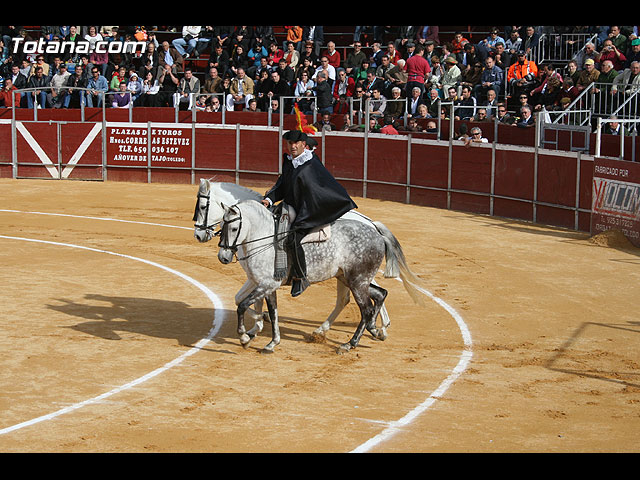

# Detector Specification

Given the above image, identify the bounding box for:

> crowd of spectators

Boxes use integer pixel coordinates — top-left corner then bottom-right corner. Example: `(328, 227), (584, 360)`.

(1, 25), (639, 134)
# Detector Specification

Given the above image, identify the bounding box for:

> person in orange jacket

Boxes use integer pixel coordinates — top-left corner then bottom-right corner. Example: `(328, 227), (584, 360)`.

(507, 50), (539, 100)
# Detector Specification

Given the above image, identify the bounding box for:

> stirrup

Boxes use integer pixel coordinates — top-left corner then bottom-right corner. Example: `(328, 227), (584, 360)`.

(291, 278), (309, 297)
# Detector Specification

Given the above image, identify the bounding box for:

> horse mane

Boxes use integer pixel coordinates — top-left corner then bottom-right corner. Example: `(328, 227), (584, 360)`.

(208, 180), (263, 204)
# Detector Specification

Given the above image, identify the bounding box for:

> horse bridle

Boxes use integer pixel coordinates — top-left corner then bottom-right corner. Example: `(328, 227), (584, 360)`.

(193, 191), (219, 234)
(217, 208), (243, 253)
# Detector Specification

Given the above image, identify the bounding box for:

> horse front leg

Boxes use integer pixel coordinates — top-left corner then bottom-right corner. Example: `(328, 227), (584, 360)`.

(261, 291), (280, 354)
(237, 286), (268, 348)
(236, 279), (266, 325)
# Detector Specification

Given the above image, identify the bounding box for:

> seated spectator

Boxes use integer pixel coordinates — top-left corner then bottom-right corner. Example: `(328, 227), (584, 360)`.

(474, 55), (503, 101)
(203, 67), (224, 95)
(226, 67), (254, 111)
(507, 51), (538, 99)
(313, 56), (336, 86)
(229, 44), (250, 78)
(333, 93), (350, 115)
(399, 116), (426, 133)
(464, 126), (489, 147)
(441, 55), (462, 96)
(283, 26), (303, 53)
(385, 58), (408, 94)
(265, 69), (291, 111)
(313, 112), (337, 131)
(172, 26), (203, 59)
(385, 86), (405, 120)
(603, 115), (630, 135)
(471, 107), (489, 122)
(573, 42), (598, 70)
(368, 87), (387, 118)
(275, 58), (295, 86)
(515, 105), (535, 128)
(596, 38), (627, 72)
(424, 87), (441, 118)
(407, 86), (426, 117)
(27, 66), (50, 109)
(494, 102), (516, 124)
(48, 63), (71, 108)
(208, 43), (230, 78)
(175, 67), (200, 110)
(137, 70), (160, 107)
(483, 87), (499, 116)
(345, 41), (366, 78)
(454, 85), (477, 120)
(126, 72), (143, 104)
(86, 66), (109, 107)
(247, 39), (268, 79)
(0, 78), (19, 108)
(245, 97), (260, 112)
(155, 63), (180, 107)
(611, 61), (640, 95)
(111, 81), (131, 108)
(267, 42), (284, 68)
(205, 95), (221, 112)
(323, 41), (341, 69)
(283, 41), (300, 70)
(576, 59), (600, 91)
(110, 66), (127, 92)
(386, 41), (402, 64)
(158, 40), (184, 73)
(451, 31), (470, 55)
(413, 103), (431, 119)
(624, 38), (640, 68)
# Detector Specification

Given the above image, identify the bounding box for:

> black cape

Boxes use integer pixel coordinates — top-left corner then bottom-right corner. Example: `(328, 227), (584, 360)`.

(265, 152), (357, 231)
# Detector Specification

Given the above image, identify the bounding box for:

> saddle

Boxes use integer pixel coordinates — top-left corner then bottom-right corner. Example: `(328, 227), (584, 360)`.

(272, 203), (331, 281)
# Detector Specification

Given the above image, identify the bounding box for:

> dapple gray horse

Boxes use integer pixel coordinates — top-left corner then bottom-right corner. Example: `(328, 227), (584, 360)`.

(211, 198), (424, 354)
(193, 179), (393, 341)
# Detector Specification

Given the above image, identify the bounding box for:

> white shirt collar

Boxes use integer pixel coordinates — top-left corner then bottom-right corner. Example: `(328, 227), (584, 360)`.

(290, 149), (313, 168)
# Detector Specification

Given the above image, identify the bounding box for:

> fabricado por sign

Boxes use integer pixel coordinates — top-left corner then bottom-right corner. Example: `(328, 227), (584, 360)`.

(12, 37), (147, 55)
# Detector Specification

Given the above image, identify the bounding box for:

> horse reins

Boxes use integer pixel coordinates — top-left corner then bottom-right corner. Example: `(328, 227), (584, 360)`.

(194, 191), (294, 262)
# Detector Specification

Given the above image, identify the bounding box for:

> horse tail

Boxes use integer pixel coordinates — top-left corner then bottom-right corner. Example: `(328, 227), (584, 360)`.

(373, 221), (426, 307)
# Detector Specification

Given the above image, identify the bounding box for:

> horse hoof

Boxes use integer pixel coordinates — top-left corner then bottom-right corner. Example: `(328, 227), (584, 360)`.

(374, 328), (388, 341)
(337, 343), (352, 355)
(239, 333), (252, 348)
(261, 347), (275, 354)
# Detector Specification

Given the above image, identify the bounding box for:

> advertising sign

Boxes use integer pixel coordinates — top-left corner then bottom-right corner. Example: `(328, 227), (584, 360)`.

(106, 126), (191, 167)
(591, 157), (640, 247)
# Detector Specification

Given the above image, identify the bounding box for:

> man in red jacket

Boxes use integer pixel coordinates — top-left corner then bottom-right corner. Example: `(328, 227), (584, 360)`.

(405, 43), (431, 99)
(0, 78), (20, 108)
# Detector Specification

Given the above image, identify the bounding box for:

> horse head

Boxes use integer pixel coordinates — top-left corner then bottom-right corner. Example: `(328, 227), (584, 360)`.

(217, 203), (243, 265)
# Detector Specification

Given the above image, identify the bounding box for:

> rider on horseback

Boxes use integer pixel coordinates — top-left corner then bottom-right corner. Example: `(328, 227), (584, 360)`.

(261, 130), (358, 297)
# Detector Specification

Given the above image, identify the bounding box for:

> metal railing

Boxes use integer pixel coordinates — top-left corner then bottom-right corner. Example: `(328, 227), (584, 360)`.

(535, 33), (598, 66)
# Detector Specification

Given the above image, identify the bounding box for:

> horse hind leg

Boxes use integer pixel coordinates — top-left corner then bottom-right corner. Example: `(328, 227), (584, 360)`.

(337, 284), (378, 355)
(367, 283), (389, 341)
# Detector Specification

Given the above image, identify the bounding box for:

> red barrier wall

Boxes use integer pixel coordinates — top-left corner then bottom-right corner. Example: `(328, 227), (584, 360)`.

(2, 119), (627, 236)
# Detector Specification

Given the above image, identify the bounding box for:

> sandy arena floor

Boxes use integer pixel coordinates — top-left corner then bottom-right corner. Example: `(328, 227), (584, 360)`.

(0, 178), (638, 453)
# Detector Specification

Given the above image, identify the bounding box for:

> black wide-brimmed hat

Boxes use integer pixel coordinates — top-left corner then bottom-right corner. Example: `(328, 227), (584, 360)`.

(283, 130), (308, 142)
